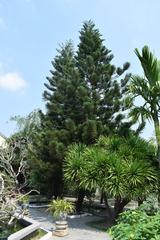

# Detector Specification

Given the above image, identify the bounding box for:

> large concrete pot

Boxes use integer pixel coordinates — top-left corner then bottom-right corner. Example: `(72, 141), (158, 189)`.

(54, 221), (68, 237)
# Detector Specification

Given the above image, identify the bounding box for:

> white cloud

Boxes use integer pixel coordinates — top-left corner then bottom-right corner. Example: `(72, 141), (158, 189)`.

(0, 72), (27, 92)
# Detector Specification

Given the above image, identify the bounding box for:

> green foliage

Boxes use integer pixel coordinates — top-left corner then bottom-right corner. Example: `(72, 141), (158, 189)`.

(129, 45), (160, 164)
(38, 21), (133, 197)
(109, 209), (160, 240)
(81, 147), (156, 199)
(10, 110), (41, 146)
(41, 41), (88, 196)
(13, 21), (132, 197)
(9, 110), (52, 194)
(64, 143), (86, 184)
(28, 158), (54, 194)
(77, 20), (132, 139)
(70, 135), (157, 199)
(97, 134), (156, 164)
(138, 196), (159, 215)
(117, 210), (148, 225)
(47, 199), (75, 219)
(64, 134), (158, 218)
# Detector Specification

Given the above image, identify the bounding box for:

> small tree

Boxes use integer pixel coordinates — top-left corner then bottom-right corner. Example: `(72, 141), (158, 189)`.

(10, 110), (54, 196)
(64, 135), (158, 221)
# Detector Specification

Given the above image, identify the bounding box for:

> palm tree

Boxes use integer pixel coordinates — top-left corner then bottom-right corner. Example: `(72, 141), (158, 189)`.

(129, 46), (160, 166)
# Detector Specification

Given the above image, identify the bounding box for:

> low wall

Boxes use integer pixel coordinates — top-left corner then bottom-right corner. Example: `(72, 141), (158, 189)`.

(8, 217), (52, 240)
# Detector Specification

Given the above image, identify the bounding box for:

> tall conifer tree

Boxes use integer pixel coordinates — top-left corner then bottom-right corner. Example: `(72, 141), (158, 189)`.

(39, 21), (132, 199)
(42, 42), (89, 197)
(77, 20), (132, 141)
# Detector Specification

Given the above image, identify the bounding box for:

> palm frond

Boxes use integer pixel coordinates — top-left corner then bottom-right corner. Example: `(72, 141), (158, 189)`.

(126, 160), (157, 190)
(135, 46), (159, 85)
(130, 46), (160, 129)
(129, 106), (152, 123)
(130, 75), (149, 101)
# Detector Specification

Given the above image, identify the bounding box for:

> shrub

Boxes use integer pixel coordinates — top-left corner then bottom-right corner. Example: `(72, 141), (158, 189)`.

(109, 209), (160, 240)
(138, 196), (159, 215)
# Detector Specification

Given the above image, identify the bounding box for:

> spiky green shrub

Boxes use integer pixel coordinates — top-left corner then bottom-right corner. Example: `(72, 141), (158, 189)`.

(47, 199), (75, 220)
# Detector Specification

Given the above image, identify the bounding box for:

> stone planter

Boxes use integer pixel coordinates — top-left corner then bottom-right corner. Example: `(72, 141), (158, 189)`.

(54, 221), (68, 237)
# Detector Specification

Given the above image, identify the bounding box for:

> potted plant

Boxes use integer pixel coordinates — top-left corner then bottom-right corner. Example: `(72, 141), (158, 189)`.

(47, 198), (75, 237)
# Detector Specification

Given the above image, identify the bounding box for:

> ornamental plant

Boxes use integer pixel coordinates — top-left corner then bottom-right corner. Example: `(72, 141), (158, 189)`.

(47, 199), (75, 220)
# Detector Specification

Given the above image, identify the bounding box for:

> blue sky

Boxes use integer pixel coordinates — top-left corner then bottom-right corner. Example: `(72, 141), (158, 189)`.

(0, 0), (159, 139)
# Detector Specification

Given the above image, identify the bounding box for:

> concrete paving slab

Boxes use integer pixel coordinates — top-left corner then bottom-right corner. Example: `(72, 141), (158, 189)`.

(29, 208), (111, 240)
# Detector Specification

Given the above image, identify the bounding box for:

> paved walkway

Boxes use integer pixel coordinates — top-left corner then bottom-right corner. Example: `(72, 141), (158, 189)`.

(29, 208), (112, 240)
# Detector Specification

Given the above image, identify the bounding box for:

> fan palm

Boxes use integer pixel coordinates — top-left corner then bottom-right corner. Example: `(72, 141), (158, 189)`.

(129, 46), (160, 166)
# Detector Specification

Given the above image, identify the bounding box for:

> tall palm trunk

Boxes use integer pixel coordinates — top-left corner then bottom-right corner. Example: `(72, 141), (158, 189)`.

(154, 118), (160, 167)
(154, 117), (160, 206)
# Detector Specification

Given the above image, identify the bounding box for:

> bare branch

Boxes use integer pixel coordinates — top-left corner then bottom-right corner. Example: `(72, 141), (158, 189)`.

(0, 139), (37, 225)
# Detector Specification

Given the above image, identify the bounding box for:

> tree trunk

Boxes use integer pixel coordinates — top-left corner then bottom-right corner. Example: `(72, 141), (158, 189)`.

(113, 197), (130, 219)
(138, 198), (144, 206)
(157, 144), (160, 167)
(154, 118), (160, 167)
(76, 189), (85, 213)
(102, 195), (130, 223)
(153, 115), (160, 205)
(53, 176), (63, 199)
(103, 193), (113, 219)
(100, 192), (104, 204)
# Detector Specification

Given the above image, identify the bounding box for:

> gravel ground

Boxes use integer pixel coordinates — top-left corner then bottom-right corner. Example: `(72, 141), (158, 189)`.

(29, 207), (112, 240)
